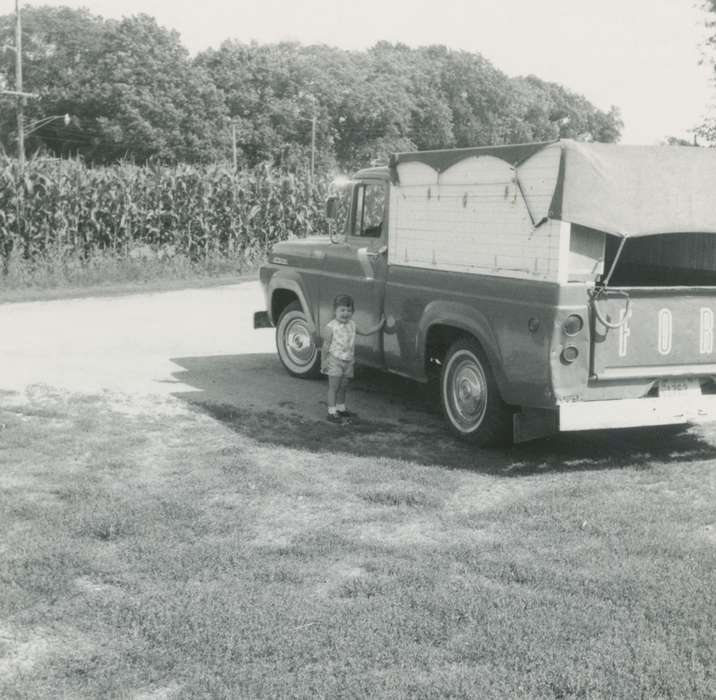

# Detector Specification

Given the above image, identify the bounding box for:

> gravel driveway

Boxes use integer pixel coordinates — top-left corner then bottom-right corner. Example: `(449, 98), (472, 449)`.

(0, 281), (440, 427)
(0, 282), (272, 393)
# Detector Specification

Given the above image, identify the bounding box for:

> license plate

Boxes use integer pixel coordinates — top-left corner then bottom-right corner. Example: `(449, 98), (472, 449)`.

(659, 378), (701, 397)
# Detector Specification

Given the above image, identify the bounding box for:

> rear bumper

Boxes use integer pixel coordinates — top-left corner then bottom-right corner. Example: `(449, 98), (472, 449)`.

(559, 395), (716, 431)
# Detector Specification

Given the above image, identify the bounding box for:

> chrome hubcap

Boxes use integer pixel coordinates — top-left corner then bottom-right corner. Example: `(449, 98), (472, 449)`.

(449, 356), (487, 430)
(284, 318), (316, 367)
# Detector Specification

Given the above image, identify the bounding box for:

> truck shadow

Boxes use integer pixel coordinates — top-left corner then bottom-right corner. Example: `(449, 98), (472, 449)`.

(171, 353), (716, 476)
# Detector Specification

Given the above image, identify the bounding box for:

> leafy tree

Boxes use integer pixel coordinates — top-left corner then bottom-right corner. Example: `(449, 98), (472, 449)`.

(0, 8), (229, 164)
(513, 76), (623, 143)
(333, 49), (415, 167)
(697, 0), (716, 143)
(0, 7), (622, 167)
(85, 14), (229, 163)
(0, 6), (106, 156)
(366, 43), (454, 152)
(359, 44), (621, 158)
(196, 41), (359, 171)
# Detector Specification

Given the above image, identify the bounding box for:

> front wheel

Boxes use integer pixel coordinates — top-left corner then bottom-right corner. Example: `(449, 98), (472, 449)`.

(440, 337), (513, 447)
(276, 301), (321, 378)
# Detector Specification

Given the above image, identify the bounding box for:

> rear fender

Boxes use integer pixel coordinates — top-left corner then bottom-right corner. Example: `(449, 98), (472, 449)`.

(417, 301), (507, 394)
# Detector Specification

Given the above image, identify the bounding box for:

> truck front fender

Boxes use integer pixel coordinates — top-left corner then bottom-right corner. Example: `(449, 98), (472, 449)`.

(416, 301), (508, 393)
(267, 271), (315, 327)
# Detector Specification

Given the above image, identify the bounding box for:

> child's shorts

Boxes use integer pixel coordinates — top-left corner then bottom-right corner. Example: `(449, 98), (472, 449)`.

(323, 353), (354, 378)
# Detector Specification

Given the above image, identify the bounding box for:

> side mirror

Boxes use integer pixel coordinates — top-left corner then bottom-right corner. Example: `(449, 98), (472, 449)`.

(325, 195), (338, 219)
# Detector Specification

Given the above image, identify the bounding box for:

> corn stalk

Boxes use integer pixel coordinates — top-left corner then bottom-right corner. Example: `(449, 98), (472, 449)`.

(0, 156), (330, 271)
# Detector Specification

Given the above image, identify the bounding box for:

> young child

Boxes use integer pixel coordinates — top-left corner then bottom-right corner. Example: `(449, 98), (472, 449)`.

(321, 294), (384, 424)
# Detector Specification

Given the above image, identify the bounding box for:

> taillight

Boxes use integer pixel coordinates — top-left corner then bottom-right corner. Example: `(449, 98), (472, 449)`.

(561, 345), (579, 363)
(562, 314), (584, 336)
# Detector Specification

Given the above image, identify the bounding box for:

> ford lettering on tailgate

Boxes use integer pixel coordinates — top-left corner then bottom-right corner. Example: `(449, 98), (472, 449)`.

(592, 289), (716, 377)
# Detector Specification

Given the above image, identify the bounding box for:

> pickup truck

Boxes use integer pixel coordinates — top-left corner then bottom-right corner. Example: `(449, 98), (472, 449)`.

(254, 139), (716, 445)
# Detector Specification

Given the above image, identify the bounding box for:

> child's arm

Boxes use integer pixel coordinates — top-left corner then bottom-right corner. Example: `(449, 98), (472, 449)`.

(355, 314), (386, 336)
(320, 324), (333, 370)
(306, 318), (321, 346)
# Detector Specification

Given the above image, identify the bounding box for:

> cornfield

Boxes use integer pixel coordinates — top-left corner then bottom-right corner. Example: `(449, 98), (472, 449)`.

(0, 157), (330, 281)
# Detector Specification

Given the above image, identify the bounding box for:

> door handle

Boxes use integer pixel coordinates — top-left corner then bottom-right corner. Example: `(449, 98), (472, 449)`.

(366, 245), (388, 258)
(356, 246), (385, 279)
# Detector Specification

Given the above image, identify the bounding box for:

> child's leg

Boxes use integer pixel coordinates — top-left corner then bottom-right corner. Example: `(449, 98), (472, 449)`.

(336, 377), (350, 412)
(336, 376), (355, 417)
(327, 375), (341, 414)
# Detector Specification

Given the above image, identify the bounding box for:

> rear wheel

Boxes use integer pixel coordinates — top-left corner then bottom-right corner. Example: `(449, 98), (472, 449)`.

(440, 337), (513, 446)
(276, 301), (321, 378)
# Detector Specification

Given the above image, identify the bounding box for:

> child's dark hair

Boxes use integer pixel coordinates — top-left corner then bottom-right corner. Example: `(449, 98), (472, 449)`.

(333, 294), (354, 310)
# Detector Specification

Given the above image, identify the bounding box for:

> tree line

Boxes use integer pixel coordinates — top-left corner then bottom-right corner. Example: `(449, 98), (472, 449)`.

(699, 0), (716, 144)
(0, 6), (625, 172)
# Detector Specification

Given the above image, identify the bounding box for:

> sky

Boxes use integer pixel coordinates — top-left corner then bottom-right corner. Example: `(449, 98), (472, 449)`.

(13, 0), (716, 144)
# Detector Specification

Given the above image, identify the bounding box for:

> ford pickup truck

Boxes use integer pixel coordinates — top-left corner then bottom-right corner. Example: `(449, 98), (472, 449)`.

(254, 139), (716, 445)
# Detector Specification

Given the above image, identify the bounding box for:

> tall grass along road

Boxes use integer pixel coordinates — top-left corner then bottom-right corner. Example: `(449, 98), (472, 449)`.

(0, 281), (714, 698)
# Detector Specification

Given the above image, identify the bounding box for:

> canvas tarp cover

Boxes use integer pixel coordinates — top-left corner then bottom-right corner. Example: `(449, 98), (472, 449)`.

(391, 139), (716, 238)
(389, 141), (551, 173)
(553, 140), (716, 237)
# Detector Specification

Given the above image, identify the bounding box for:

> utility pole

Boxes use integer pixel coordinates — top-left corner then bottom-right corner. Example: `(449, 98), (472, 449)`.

(15, 0), (24, 172)
(0, 1), (37, 172)
(1, 0), (37, 259)
(0, 0), (37, 174)
(310, 112), (316, 184)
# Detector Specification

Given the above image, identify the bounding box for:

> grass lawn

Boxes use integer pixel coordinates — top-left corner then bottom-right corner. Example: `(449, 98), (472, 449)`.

(0, 387), (714, 698)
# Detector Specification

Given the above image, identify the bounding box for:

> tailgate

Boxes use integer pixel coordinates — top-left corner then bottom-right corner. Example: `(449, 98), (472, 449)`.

(591, 287), (716, 379)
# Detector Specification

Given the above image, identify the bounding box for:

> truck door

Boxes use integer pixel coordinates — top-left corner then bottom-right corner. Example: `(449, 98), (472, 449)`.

(319, 179), (388, 367)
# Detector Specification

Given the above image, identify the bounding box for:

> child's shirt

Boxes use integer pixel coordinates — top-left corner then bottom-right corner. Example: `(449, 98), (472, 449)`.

(326, 319), (356, 361)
